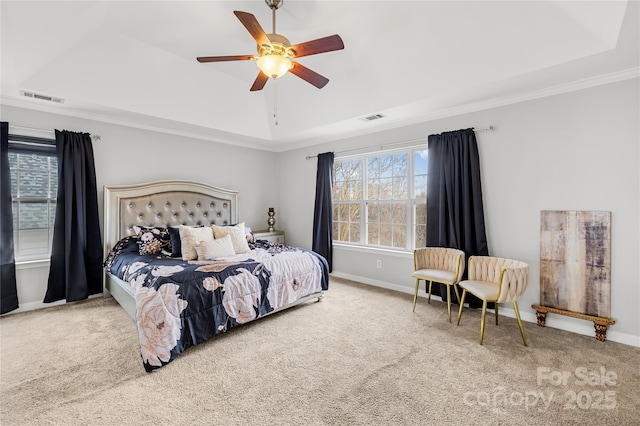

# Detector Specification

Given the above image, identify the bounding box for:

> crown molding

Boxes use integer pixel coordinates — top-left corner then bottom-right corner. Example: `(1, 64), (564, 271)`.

(270, 67), (640, 152)
(0, 95), (273, 152)
(3, 67), (638, 153)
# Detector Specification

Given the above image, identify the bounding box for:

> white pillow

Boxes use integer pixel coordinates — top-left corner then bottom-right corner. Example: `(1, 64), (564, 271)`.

(179, 225), (214, 261)
(211, 223), (251, 254)
(195, 235), (236, 260)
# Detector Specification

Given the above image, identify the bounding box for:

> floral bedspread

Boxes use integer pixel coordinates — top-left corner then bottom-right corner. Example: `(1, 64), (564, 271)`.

(105, 238), (329, 372)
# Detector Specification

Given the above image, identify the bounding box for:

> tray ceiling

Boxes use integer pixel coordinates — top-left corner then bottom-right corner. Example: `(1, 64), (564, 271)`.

(1, 1), (638, 151)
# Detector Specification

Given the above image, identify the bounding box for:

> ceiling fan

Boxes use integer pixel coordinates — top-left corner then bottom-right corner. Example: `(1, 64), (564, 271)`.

(197, 0), (344, 91)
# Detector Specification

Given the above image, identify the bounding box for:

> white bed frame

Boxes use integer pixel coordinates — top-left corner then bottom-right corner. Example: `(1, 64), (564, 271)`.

(103, 180), (322, 321)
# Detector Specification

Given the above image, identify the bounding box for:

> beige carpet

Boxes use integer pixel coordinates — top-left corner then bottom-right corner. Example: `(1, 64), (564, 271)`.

(1, 277), (638, 425)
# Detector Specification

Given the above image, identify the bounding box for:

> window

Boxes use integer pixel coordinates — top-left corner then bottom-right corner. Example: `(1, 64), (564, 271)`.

(8, 136), (57, 261)
(332, 146), (427, 251)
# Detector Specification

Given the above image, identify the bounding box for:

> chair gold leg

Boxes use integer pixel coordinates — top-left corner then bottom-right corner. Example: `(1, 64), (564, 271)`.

(412, 279), (420, 312)
(453, 284), (461, 304)
(456, 289), (467, 326)
(513, 302), (528, 346)
(447, 285), (452, 323)
(495, 303), (499, 325)
(427, 281), (432, 304)
(480, 300), (488, 345)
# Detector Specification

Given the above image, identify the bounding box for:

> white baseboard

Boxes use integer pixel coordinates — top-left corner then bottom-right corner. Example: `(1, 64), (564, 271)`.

(2, 293), (104, 316)
(330, 272), (640, 348)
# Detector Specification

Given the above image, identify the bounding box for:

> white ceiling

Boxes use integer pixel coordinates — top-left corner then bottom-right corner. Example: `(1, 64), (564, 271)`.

(1, 1), (638, 152)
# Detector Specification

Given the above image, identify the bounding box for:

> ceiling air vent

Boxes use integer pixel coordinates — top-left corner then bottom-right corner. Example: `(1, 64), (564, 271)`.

(360, 113), (385, 122)
(20, 90), (64, 104)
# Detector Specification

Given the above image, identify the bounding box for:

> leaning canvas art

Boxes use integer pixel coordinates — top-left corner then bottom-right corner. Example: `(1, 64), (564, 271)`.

(539, 210), (611, 318)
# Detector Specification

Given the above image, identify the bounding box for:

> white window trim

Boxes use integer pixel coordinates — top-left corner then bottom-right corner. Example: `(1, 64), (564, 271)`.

(334, 241), (413, 258)
(15, 259), (51, 270)
(9, 147), (57, 263)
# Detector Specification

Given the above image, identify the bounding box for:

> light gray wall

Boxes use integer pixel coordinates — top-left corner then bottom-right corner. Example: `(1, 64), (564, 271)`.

(276, 78), (640, 345)
(3, 79), (638, 346)
(2, 105), (278, 311)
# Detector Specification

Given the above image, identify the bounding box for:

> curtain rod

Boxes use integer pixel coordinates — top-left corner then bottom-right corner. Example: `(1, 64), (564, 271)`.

(9, 125), (101, 141)
(305, 125), (493, 160)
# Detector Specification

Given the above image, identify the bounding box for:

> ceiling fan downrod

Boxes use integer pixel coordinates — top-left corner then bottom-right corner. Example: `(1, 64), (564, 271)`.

(265, 0), (283, 34)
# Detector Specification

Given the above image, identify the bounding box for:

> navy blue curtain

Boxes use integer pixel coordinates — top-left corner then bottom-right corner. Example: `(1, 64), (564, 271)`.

(426, 128), (488, 308)
(0, 122), (19, 314)
(44, 130), (102, 303)
(312, 152), (334, 272)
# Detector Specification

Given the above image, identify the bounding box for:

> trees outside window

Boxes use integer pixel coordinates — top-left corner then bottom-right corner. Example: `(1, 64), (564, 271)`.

(333, 147), (427, 251)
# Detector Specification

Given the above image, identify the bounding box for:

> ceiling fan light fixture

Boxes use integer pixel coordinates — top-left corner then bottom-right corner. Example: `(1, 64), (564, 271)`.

(256, 54), (292, 79)
(197, 5), (344, 90)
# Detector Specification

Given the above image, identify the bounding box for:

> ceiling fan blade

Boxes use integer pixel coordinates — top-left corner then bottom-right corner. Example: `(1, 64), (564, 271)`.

(289, 61), (329, 89)
(233, 11), (271, 47)
(197, 55), (255, 63)
(250, 72), (269, 92)
(289, 35), (344, 58)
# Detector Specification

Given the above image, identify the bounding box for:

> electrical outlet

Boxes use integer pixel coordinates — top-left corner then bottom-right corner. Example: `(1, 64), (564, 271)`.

(376, 259), (382, 269)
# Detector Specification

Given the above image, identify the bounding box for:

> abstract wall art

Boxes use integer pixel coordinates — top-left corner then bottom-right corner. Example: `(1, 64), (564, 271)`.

(539, 210), (611, 318)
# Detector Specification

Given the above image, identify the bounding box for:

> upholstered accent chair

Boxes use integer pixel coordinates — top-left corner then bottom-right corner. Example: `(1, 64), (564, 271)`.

(412, 247), (465, 322)
(456, 256), (529, 345)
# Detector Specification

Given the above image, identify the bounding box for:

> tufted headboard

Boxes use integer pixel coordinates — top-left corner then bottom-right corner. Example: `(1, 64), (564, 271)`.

(103, 180), (239, 254)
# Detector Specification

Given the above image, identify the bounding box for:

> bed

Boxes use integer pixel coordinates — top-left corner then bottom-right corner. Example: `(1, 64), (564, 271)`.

(102, 180), (329, 372)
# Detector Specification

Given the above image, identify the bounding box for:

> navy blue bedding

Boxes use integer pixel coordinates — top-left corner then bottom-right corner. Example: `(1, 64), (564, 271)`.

(105, 238), (329, 372)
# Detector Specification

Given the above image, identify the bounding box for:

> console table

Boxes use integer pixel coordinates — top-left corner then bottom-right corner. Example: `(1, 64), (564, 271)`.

(531, 304), (615, 342)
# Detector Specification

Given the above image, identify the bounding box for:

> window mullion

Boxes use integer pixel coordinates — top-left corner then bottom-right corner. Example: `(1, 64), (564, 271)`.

(361, 200), (366, 245)
(15, 154), (20, 198)
(14, 201), (20, 255)
(14, 155), (21, 255)
(361, 159), (367, 245)
(48, 156), (52, 198)
(407, 150), (415, 251)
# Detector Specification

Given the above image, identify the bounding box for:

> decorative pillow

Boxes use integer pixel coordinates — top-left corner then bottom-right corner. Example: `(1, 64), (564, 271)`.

(211, 222), (251, 254)
(195, 235), (236, 260)
(167, 227), (182, 257)
(168, 225), (206, 257)
(133, 226), (171, 256)
(245, 226), (255, 243)
(179, 225), (214, 261)
(103, 235), (139, 269)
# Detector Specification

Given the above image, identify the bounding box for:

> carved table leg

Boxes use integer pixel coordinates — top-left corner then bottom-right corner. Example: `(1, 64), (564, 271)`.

(535, 311), (547, 327)
(594, 323), (608, 342)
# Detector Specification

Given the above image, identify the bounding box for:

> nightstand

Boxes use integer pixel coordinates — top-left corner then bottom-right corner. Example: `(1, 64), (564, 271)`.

(253, 230), (285, 244)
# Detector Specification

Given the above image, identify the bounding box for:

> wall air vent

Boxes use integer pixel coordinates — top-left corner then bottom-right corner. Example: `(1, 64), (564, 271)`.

(360, 113), (386, 122)
(20, 90), (64, 104)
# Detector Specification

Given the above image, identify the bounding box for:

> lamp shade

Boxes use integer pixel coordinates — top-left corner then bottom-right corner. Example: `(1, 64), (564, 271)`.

(256, 54), (292, 79)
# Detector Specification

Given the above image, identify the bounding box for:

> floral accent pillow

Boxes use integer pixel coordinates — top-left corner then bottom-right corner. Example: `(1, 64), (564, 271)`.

(103, 235), (139, 269)
(133, 226), (171, 256)
(245, 226), (255, 243)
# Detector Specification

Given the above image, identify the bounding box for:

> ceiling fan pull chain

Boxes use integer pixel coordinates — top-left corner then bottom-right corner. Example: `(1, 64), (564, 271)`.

(274, 80), (279, 126)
